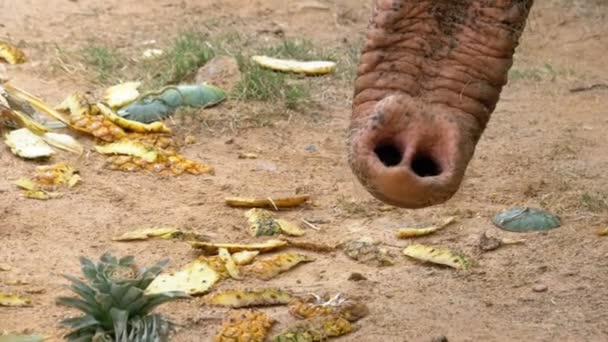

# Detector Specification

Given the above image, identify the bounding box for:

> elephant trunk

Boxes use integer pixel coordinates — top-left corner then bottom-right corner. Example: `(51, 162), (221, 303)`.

(349, 0), (534, 208)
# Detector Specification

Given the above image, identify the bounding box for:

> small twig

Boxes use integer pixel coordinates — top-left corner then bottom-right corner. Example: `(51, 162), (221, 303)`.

(267, 197), (279, 211)
(301, 219), (321, 231)
(570, 83), (608, 93)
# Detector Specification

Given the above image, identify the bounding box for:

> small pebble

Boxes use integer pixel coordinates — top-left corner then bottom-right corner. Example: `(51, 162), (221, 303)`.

(305, 144), (318, 152)
(532, 284), (548, 293)
(431, 336), (448, 342)
(348, 272), (367, 282)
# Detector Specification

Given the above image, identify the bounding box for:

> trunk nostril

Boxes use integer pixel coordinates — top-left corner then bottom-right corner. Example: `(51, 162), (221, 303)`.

(374, 142), (402, 167)
(411, 153), (442, 177)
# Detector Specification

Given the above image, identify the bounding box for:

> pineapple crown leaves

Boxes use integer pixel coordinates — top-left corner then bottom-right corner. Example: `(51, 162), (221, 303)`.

(57, 253), (188, 341)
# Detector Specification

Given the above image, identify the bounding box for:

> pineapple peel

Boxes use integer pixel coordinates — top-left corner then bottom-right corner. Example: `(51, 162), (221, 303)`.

(288, 294), (369, 323)
(343, 238), (394, 267)
(245, 208), (305, 237)
(0, 293), (32, 307)
(97, 102), (171, 134)
(104, 81), (141, 108)
(4, 128), (55, 159)
(205, 288), (293, 308)
(402, 244), (472, 270)
(95, 140), (158, 162)
(395, 216), (457, 239)
(112, 227), (180, 241)
(272, 316), (354, 342)
(218, 248), (242, 280)
(226, 195), (310, 209)
(192, 239), (288, 254)
(245, 252), (314, 280)
(15, 162), (80, 200)
(0, 41), (26, 64)
(215, 310), (275, 342)
(232, 251), (259, 265)
(146, 259), (220, 295)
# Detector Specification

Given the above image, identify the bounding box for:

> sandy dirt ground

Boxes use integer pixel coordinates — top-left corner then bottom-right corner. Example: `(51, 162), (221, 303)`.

(1, 0), (608, 341)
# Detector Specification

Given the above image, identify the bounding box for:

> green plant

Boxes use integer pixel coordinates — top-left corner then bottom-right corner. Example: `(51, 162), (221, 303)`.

(57, 253), (186, 341)
(82, 43), (123, 83)
(154, 32), (215, 85)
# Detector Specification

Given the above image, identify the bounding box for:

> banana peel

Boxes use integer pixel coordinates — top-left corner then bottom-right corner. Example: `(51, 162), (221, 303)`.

(0, 41), (26, 64)
(395, 216), (457, 239)
(0, 293), (32, 307)
(145, 259), (219, 296)
(192, 239), (288, 254)
(402, 244), (472, 270)
(205, 288), (293, 308)
(252, 56), (336, 75)
(226, 195), (310, 209)
(244, 253), (314, 280)
(215, 310), (274, 342)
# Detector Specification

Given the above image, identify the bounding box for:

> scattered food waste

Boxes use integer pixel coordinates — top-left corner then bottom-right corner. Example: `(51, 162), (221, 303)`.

(226, 195), (310, 209)
(395, 216), (457, 239)
(596, 227), (608, 236)
(15, 162), (80, 200)
(238, 152), (258, 159)
(245, 209), (306, 237)
(205, 288), (293, 308)
(192, 239), (288, 254)
(478, 232), (526, 252)
(342, 237), (394, 267)
(231, 251), (260, 265)
(4, 128), (55, 159)
(0, 293), (32, 307)
(104, 81), (141, 108)
(288, 293), (369, 322)
(112, 227), (180, 241)
(218, 248), (243, 280)
(281, 238), (336, 253)
(493, 208), (561, 232)
(245, 253), (314, 280)
(142, 49), (164, 59)
(145, 259), (220, 296)
(215, 310), (274, 342)
(252, 55), (336, 75)
(117, 84), (226, 123)
(272, 315), (354, 341)
(0, 41), (26, 64)
(402, 244), (472, 270)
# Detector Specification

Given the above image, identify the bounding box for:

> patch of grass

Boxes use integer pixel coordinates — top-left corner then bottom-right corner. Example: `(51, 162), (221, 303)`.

(143, 31), (215, 87)
(581, 192), (608, 213)
(81, 42), (124, 83)
(232, 39), (331, 111)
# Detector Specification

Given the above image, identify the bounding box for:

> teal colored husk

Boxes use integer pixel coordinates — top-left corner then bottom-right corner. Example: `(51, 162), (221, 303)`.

(117, 84), (226, 123)
(492, 207), (561, 232)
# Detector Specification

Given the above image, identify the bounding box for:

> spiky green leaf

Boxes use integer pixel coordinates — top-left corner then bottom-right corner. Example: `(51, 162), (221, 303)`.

(60, 315), (100, 331)
(110, 308), (129, 342)
(57, 296), (102, 317)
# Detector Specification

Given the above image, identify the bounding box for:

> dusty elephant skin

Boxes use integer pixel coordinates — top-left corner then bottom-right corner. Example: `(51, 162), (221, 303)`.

(349, 0), (534, 208)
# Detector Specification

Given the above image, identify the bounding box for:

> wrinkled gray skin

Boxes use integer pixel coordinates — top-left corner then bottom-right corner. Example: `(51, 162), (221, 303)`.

(349, 0), (534, 208)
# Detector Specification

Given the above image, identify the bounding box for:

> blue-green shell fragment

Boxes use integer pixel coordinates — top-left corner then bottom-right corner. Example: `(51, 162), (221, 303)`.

(118, 84), (226, 123)
(492, 208), (561, 232)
